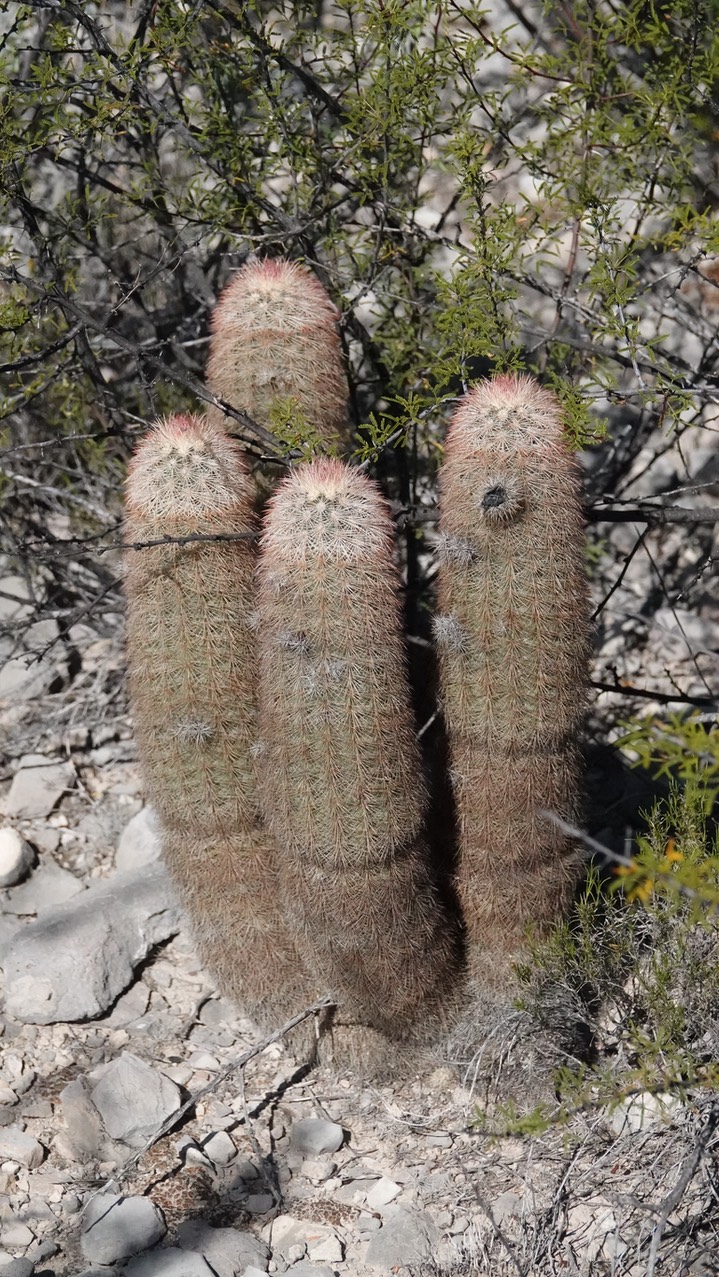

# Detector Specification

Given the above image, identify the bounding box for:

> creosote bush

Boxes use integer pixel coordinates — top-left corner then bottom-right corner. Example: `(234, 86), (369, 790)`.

(503, 784), (719, 1134)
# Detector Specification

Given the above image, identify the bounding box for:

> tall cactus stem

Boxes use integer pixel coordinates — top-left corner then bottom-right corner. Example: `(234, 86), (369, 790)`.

(435, 374), (589, 975)
(255, 458), (460, 1042)
(205, 258), (350, 455)
(123, 413), (320, 1030)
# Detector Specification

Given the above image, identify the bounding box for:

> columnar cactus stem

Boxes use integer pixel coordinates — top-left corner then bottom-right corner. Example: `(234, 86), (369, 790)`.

(255, 458), (460, 1041)
(123, 413), (320, 1030)
(205, 258), (350, 454)
(435, 375), (589, 973)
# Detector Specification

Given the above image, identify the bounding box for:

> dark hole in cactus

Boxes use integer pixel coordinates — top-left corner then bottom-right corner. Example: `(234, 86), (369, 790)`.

(481, 484), (507, 510)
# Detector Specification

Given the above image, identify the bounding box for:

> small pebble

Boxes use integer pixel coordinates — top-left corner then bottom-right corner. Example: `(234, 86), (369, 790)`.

(105, 982), (150, 1029)
(0, 830), (34, 889)
(244, 1194), (275, 1215)
(187, 1051), (221, 1072)
(19, 1102), (51, 1119)
(3, 757), (74, 821)
(3, 858), (82, 917)
(365, 1176), (402, 1210)
(300, 1158), (335, 1184)
(0, 1223), (34, 1248)
(357, 1214), (382, 1235)
(23, 1199), (55, 1223)
(198, 996), (236, 1028)
(364, 1206), (439, 1269)
(0, 1259), (35, 1277)
(26, 1239), (58, 1262)
(3, 1058), (34, 1097)
(122, 1248), (213, 1276)
(24, 826), (59, 855)
(91, 1052), (181, 1148)
(307, 1233), (343, 1264)
(163, 1065), (193, 1087)
(115, 807), (162, 873)
(3, 865), (179, 1023)
(175, 1220), (269, 1276)
(287, 1267), (335, 1277)
(201, 1130), (236, 1166)
(184, 1145), (212, 1168)
(335, 1176), (378, 1205)
(448, 1215), (469, 1234)
(59, 1078), (106, 1160)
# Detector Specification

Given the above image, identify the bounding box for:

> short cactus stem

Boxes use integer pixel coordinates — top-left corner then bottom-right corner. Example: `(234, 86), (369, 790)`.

(436, 374), (589, 969)
(123, 413), (319, 1029)
(255, 458), (460, 1039)
(205, 258), (350, 455)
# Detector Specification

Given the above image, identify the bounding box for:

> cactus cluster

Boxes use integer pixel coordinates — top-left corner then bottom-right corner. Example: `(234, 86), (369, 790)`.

(123, 258), (589, 1070)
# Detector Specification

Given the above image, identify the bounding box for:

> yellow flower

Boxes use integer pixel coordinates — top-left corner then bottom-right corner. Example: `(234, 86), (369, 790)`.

(627, 877), (654, 904)
(664, 839), (683, 863)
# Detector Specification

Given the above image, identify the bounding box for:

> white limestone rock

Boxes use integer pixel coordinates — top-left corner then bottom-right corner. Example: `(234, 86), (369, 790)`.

(90, 1052), (182, 1148)
(1, 865), (181, 1023)
(0, 1125), (44, 1169)
(80, 1193), (166, 1264)
(115, 806), (162, 873)
(0, 829), (34, 888)
(289, 1118), (345, 1157)
(3, 756), (74, 820)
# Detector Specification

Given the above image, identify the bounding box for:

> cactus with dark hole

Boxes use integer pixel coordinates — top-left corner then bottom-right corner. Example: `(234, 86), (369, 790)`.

(435, 374), (589, 978)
